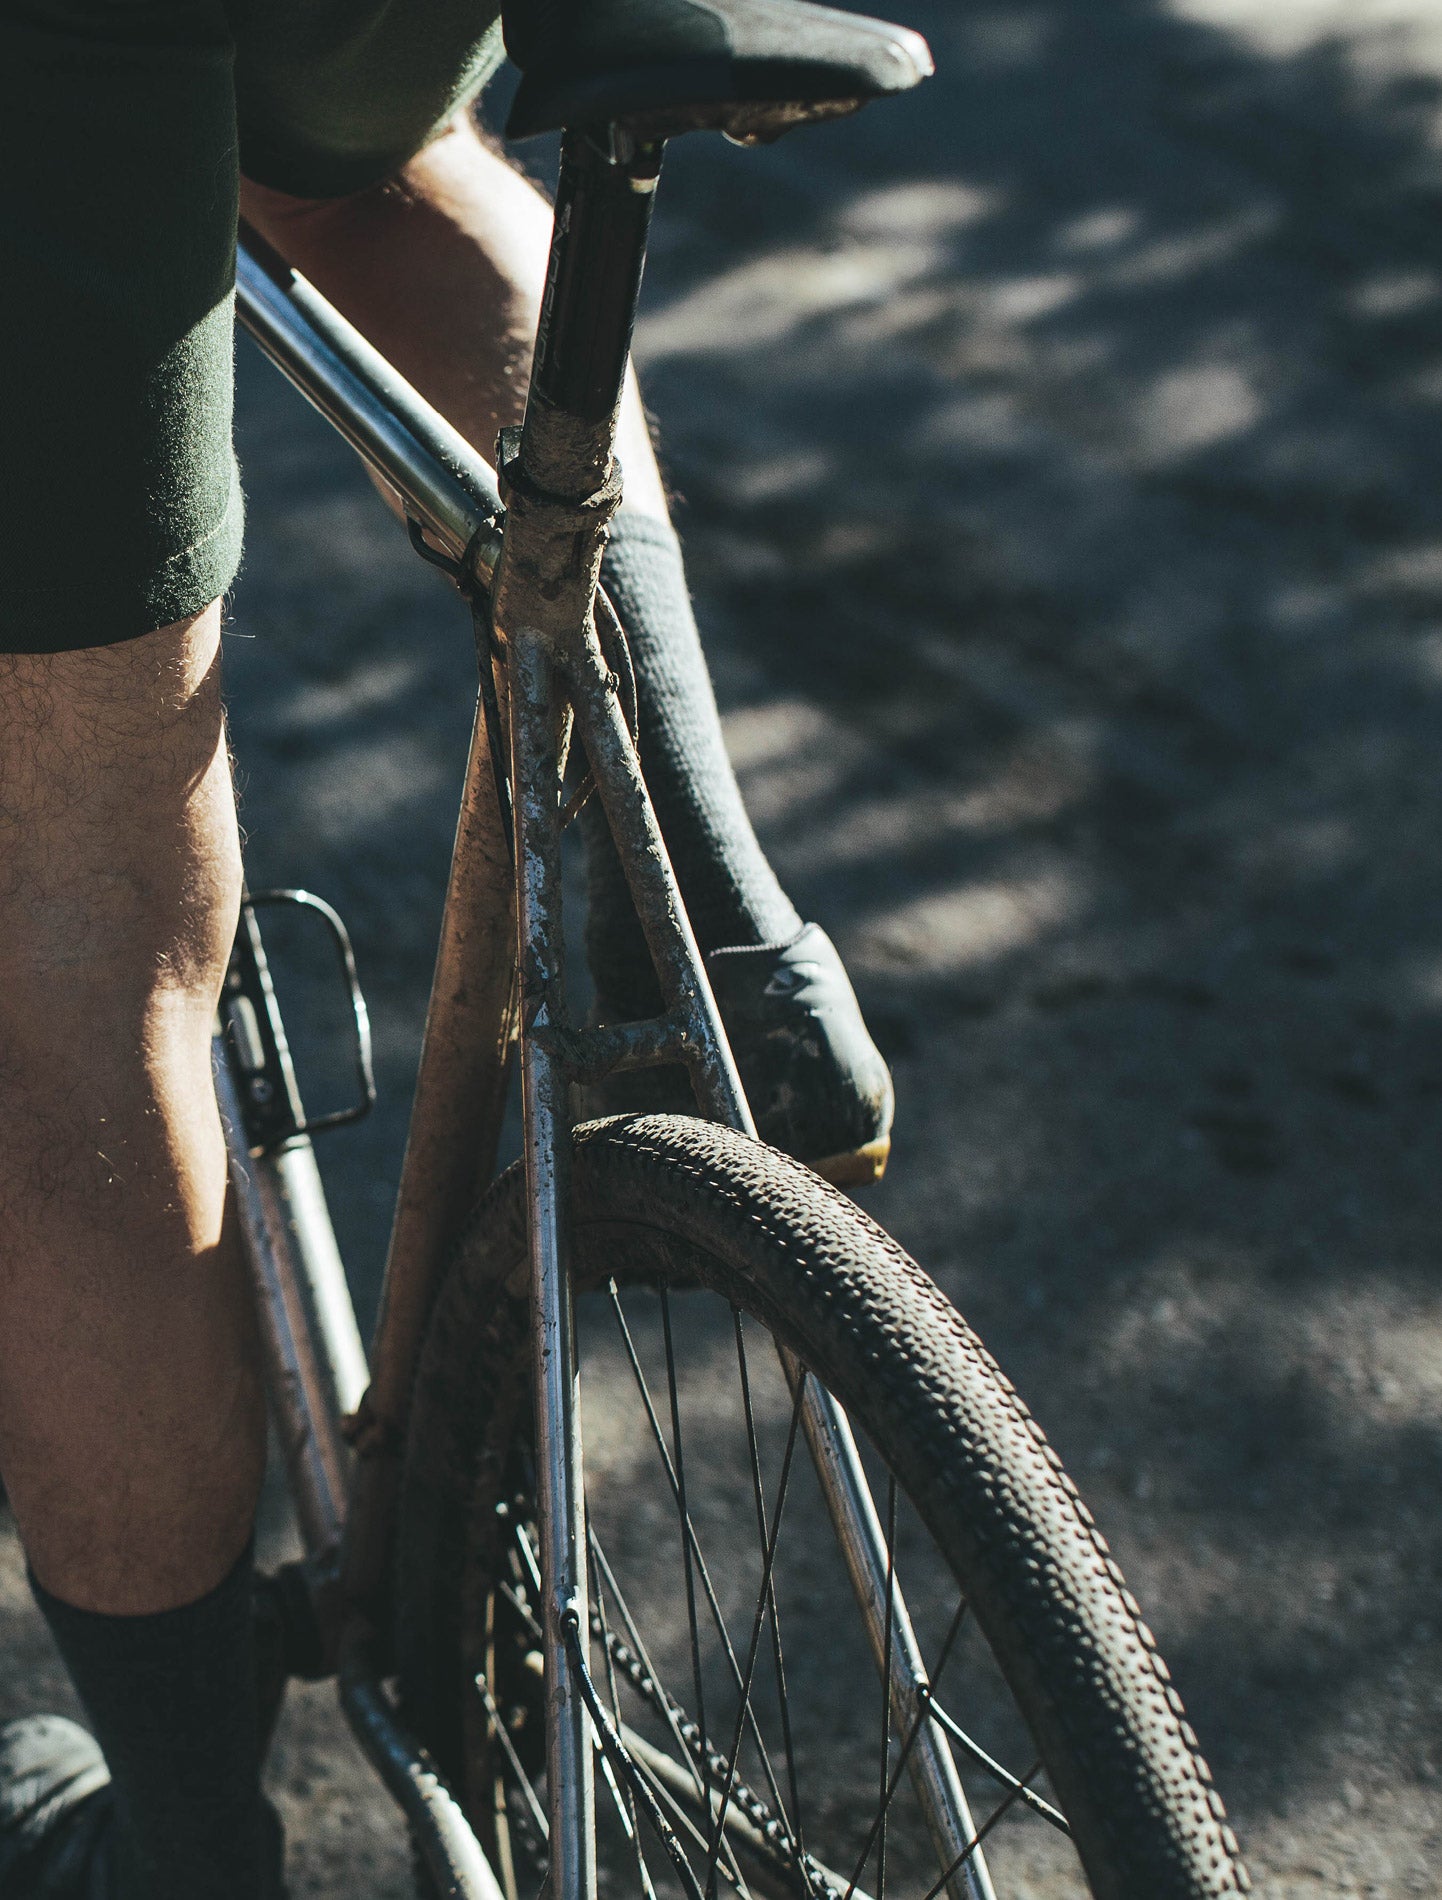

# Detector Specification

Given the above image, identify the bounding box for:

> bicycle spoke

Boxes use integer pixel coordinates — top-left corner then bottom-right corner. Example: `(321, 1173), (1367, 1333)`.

(622, 1730), (755, 1895)
(596, 1733), (640, 1846)
(734, 1309), (809, 1881)
(589, 1525), (754, 1899)
(514, 1515), (543, 1597)
(660, 1284), (717, 1870)
(475, 1675), (550, 1843)
(843, 1597), (971, 1900)
(589, 1526), (712, 1810)
(593, 1610), (840, 1900)
(587, 1286), (1072, 1900)
(878, 1474), (897, 1900)
(601, 1291), (1028, 1900)
(498, 1577), (543, 1643)
(919, 1695), (1070, 1835)
(569, 1632), (710, 1900)
(590, 1530), (661, 1900)
(606, 1282), (802, 1838)
(916, 1761), (1045, 1900)
(701, 1368), (806, 1900)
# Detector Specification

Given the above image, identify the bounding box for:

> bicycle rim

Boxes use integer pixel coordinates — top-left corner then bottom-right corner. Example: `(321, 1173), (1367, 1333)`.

(396, 1115), (1248, 1900)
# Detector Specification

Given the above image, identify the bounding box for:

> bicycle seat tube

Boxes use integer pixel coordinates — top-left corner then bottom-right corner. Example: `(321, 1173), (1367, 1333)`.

(490, 125), (673, 1900)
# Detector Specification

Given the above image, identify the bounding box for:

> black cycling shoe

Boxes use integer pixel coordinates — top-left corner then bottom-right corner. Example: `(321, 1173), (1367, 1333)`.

(0, 1717), (115, 1899)
(501, 0), (933, 140)
(0, 1714), (288, 1900)
(590, 923), (894, 1185)
(707, 924), (894, 1183)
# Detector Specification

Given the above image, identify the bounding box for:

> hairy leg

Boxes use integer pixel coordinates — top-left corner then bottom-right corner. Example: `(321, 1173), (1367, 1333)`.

(0, 605), (264, 1614)
(241, 111), (668, 515)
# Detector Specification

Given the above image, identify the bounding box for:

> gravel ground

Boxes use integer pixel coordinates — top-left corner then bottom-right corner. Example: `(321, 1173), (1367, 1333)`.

(4, 1), (1442, 1893)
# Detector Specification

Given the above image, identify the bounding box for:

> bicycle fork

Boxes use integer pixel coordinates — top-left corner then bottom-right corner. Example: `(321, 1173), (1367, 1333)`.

(494, 127), (995, 1900)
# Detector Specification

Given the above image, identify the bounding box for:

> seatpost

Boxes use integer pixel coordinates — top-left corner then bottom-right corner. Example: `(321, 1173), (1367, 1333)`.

(488, 125), (664, 1900)
(519, 127), (663, 500)
(490, 128), (662, 662)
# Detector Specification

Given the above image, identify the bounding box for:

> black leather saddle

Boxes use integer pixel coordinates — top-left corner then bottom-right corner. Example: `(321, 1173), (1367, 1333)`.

(503, 0), (934, 142)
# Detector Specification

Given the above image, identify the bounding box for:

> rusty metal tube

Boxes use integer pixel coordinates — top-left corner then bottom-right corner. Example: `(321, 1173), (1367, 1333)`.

(339, 1622), (507, 1900)
(216, 1050), (355, 1562)
(341, 678), (518, 1608)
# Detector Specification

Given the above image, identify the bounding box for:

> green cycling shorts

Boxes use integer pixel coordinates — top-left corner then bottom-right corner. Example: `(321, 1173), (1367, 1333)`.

(0, 0), (507, 653)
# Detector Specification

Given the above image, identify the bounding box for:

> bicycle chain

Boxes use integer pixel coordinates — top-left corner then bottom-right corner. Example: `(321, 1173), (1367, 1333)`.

(589, 1611), (840, 1900)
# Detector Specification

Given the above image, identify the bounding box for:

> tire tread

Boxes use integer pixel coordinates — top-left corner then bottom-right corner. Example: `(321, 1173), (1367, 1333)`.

(397, 1114), (1249, 1900)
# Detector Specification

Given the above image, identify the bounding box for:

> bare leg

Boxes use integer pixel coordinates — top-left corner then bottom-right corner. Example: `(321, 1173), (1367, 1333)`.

(0, 606), (264, 1614)
(240, 111), (668, 516)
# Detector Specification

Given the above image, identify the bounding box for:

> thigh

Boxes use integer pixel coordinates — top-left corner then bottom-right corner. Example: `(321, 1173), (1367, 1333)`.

(0, 2), (243, 656)
(231, 0), (506, 198)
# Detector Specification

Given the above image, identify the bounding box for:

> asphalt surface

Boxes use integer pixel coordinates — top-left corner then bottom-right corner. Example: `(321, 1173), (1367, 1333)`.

(4, 1), (1442, 1893)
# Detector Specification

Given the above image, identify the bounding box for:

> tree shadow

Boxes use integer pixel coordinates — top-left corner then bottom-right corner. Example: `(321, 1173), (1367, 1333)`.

(226, 0), (1442, 1877)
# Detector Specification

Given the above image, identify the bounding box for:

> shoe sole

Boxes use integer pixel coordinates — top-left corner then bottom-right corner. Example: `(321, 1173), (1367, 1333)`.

(809, 1134), (891, 1188)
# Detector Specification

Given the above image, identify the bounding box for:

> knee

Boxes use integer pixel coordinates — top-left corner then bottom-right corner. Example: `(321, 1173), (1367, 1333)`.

(0, 844), (240, 1089)
(0, 882), (238, 1220)
(0, 608), (241, 1078)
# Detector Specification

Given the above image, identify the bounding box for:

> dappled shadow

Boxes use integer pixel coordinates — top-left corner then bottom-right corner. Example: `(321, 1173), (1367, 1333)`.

(633, 10), (1442, 1848)
(224, 2), (1442, 1886)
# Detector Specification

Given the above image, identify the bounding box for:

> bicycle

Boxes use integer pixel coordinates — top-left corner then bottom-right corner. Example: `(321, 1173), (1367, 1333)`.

(219, 8), (1252, 1897)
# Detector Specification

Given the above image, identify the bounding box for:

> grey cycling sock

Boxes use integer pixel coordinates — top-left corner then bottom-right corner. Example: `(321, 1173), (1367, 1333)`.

(584, 510), (802, 1020)
(32, 1541), (282, 1900)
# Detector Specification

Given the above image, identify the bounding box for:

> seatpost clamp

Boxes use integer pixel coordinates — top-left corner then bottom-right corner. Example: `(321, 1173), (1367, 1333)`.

(491, 423), (624, 657)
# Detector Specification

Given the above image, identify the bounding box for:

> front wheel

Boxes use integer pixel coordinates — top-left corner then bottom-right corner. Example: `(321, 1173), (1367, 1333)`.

(396, 1114), (1248, 1900)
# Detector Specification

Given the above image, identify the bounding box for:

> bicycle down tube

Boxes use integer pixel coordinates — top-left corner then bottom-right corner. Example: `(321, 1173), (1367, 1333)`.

(227, 127), (990, 1900)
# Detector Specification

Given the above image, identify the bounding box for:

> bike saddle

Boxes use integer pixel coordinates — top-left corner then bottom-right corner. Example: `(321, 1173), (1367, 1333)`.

(502, 0), (934, 141)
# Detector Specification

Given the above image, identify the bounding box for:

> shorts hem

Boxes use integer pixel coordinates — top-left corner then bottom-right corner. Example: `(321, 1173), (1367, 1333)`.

(0, 466), (245, 657)
(237, 29), (506, 201)
(239, 127), (452, 200)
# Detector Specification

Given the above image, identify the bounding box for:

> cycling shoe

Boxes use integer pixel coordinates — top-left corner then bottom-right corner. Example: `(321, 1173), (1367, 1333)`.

(0, 1717), (114, 1899)
(0, 1714), (287, 1900)
(707, 924), (893, 1183)
(589, 923), (894, 1185)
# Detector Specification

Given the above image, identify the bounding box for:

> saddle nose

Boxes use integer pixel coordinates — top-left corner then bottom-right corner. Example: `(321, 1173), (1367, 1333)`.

(502, 0), (934, 142)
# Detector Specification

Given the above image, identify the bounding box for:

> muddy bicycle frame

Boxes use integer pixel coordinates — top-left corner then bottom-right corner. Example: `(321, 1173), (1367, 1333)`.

(222, 123), (992, 1900)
